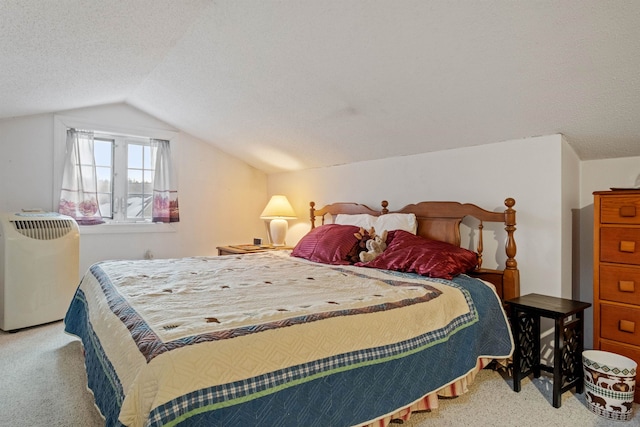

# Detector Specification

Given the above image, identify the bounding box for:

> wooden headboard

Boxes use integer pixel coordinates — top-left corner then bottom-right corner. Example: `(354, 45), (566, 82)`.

(309, 198), (519, 302)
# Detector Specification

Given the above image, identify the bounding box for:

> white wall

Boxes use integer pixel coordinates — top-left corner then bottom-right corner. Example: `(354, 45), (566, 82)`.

(580, 156), (640, 204)
(0, 103), (268, 275)
(0, 113), (54, 213)
(562, 138), (581, 299)
(269, 134), (572, 298)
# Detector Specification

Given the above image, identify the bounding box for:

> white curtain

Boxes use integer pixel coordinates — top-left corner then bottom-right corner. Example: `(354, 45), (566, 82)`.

(58, 129), (104, 225)
(151, 139), (179, 223)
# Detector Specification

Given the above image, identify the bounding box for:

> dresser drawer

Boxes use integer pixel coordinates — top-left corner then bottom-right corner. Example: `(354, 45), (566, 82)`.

(600, 264), (640, 305)
(601, 196), (640, 224)
(601, 303), (640, 346)
(600, 340), (640, 403)
(601, 228), (640, 265)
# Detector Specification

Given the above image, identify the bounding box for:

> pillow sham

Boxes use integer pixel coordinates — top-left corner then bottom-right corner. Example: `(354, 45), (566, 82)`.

(374, 213), (417, 234)
(335, 213), (417, 234)
(291, 224), (360, 265)
(334, 213), (377, 229)
(358, 230), (478, 279)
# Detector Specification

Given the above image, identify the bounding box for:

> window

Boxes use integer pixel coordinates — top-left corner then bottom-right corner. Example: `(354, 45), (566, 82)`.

(57, 120), (179, 227)
(92, 133), (158, 222)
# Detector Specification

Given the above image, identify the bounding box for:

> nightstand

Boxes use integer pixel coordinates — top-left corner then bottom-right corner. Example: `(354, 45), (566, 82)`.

(216, 245), (293, 256)
(506, 293), (591, 408)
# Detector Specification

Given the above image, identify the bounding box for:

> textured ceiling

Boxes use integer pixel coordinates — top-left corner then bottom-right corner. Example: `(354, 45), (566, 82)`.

(2, 1), (640, 173)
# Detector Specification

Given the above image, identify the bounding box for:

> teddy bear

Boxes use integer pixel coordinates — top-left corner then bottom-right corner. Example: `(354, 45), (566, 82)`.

(346, 227), (374, 264)
(359, 229), (388, 263)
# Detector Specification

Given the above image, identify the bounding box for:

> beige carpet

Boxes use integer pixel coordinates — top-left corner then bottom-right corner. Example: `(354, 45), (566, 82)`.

(1, 321), (639, 427)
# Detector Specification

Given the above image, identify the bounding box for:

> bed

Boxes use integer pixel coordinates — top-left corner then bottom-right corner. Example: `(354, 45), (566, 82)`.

(64, 197), (520, 427)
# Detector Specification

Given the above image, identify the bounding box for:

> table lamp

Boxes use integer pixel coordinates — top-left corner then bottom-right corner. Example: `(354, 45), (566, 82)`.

(260, 195), (297, 246)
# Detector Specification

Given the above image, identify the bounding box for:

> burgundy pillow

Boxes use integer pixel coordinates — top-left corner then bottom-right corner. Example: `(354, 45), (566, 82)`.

(291, 224), (360, 265)
(359, 230), (479, 279)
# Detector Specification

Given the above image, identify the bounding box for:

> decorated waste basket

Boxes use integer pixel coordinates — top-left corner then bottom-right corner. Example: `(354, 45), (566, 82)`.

(583, 350), (636, 421)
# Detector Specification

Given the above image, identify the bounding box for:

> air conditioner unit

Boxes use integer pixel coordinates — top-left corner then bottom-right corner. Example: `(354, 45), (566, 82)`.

(0, 212), (80, 331)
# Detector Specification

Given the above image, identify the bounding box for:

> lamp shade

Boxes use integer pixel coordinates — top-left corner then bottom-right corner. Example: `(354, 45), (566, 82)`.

(260, 195), (297, 219)
(260, 195), (296, 246)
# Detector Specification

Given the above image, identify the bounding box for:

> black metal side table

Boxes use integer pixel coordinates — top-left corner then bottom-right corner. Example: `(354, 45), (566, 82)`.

(506, 293), (591, 408)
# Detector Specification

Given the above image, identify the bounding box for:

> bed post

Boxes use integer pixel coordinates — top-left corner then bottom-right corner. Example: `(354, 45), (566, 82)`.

(477, 221), (484, 268)
(503, 198), (520, 300)
(381, 200), (389, 214)
(310, 201), (316, 229)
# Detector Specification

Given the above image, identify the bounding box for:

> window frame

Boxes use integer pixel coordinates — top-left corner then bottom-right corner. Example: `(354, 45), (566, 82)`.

(53, 115), (178, 234)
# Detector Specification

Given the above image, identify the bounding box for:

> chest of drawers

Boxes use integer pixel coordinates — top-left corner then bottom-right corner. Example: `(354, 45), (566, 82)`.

(593, 189), (640, 403)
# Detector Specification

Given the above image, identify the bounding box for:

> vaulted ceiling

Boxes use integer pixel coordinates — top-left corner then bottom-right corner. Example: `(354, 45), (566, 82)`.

(2, 1), (640, 173)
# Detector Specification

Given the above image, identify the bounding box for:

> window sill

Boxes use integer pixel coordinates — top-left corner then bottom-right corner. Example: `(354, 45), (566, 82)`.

(79, 222), (177, 235)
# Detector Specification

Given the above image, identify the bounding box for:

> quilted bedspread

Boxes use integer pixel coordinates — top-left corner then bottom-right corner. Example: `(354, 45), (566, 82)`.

(64, 251), (513, 427)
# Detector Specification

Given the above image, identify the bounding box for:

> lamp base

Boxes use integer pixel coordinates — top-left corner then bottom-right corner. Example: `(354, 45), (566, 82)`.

(269, 219), (288, 246)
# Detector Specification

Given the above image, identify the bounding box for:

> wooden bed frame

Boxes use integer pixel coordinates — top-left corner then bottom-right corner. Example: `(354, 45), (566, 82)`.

(309, 198), (520, 302)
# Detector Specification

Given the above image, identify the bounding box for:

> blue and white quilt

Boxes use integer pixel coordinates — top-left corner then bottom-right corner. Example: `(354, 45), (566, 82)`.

(64, 251), (513, 426)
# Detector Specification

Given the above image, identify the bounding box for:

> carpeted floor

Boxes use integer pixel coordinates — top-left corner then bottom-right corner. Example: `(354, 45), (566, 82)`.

(1, 321), (639, 427)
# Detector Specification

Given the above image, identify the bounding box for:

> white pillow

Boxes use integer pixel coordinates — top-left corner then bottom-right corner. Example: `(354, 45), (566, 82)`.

(334, 213), (377, 229)
(374, 213), (417, 234)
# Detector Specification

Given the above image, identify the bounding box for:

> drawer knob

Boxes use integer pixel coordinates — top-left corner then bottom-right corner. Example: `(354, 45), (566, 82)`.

(620, 240), (636, 253)
(619, 319), (636, 333)
(620, 206), (637, 218)
(619, 280), (636, 292)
